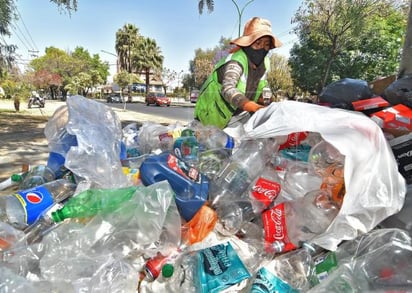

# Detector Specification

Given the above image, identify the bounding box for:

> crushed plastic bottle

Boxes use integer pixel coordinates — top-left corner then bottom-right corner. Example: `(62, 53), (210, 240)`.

(262, 189), (340, 253)
(249, 246), (316, 292)
(0, 179), (77, 230)
(19, 165), (56, 190)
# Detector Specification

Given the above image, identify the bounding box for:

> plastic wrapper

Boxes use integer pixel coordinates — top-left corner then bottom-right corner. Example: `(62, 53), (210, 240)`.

(243, 100), (406, 251)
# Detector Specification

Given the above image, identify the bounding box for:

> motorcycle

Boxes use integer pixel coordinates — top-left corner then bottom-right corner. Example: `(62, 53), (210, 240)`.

(28, 92), (45, 109)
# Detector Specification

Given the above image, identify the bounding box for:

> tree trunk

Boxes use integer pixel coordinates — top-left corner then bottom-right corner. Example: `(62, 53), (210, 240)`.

(399, 1), (412, 78)
(14, 98), (20, 112)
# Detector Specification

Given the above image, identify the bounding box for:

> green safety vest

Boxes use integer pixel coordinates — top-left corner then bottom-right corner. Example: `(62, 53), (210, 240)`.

(194, 49), (269, 129)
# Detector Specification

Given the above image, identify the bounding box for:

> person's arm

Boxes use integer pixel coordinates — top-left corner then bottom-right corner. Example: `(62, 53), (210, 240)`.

(220, 61), (263, 112)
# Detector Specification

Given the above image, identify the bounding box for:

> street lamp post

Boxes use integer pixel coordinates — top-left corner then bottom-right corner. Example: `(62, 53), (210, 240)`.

(177, 70), (184, 90)
(101, 50), (119, 74)
(231, 0), (255, 37)
(101, 50), (127, 110)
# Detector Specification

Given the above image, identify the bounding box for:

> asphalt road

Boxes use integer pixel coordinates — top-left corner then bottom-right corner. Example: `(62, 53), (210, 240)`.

(105, 100), (195, 123)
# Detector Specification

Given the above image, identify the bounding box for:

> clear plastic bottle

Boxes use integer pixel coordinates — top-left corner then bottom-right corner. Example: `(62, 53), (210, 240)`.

(262, 189), (339, 254)
(19, 164), (56, 189)
(249, 245), (316, 292)
(188, 120), (235, 151)
(0, 179), (77, 230)
(209, 138), (274, 206)
(209, 139), (275, 235)
(214, 162), (283, 236)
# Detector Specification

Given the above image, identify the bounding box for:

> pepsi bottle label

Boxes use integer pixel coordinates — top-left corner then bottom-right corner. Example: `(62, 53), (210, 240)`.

(14, 185), (54, 225)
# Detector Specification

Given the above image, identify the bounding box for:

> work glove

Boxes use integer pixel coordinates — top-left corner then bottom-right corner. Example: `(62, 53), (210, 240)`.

(242, 101), (264, 112)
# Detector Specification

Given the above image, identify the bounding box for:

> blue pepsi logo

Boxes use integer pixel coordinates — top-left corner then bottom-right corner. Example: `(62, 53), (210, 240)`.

(25, 192), (43, 204)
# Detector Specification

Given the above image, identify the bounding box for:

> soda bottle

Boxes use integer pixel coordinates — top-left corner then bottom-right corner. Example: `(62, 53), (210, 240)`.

(209, 138), (273, 207)
(50, 185), (138, 222)
(262, 189), (339, 254)
(214, 162), (283, 236)
(210, 139), (276, 235)
(0, 179), (77, 230)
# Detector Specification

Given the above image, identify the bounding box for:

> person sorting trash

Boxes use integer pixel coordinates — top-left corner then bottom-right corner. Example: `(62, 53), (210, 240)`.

(194, 16), (282, 129)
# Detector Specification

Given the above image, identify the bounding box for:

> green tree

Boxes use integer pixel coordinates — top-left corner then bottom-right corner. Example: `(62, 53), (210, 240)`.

(133, 37), (164, 94)
(399, 0), (412, 77)
(189, 37), (233, 89)
(30, 46), (109, 98)
(289, 0), (408, 94)
(0, 0), (17, 78)
(267, 53), (294, 98)
(0, 0), (77, 77)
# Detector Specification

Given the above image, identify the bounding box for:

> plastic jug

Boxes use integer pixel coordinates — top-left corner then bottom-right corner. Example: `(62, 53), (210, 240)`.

(139, 151), (209, 222)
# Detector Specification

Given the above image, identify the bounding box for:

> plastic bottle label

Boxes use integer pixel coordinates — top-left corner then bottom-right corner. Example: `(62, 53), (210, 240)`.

(14, 185), (54, 225)
(251, 267), (298, 293)
(251, 177), (281, 208)
(167, 154), (201, 183)
(278, 131), (308, 150)
(262, 203), (296, 253)
(196, 242), (251, 293)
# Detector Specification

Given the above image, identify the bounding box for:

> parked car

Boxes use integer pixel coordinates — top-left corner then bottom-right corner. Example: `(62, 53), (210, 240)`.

(145, 92), (171, 107)
(190, 89), (200, 103)
(107, 94), (124, 103)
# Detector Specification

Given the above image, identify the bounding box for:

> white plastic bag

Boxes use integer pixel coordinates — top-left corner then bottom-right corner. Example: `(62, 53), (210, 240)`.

(243, 101), (406, 251)
(45, 95), (129, 189)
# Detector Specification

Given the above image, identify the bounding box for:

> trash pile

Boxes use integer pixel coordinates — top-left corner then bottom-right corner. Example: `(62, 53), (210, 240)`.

(0, 95), (410, 292)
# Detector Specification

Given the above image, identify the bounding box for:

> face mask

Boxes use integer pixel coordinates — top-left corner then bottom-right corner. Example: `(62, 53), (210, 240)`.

(243, 47), (268, 66)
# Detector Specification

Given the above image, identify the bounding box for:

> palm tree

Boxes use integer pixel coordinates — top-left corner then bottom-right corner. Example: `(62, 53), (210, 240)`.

(115, 24), (140, 73)
(133, 37), (164, 94)
(198, 0), (214, 14)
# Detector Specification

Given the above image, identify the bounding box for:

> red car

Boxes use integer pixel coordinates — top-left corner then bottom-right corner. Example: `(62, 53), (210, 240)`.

(145, 92), (171, 107)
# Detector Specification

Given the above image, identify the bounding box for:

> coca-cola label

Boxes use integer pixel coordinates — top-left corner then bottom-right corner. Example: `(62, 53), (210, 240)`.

(279, 131), (308, 150)
(251, 177), (281, 207)
(262, 204), (296, 253)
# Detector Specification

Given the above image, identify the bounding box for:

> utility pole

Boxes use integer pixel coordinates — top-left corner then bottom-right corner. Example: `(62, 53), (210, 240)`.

(231, 0), (255, 37)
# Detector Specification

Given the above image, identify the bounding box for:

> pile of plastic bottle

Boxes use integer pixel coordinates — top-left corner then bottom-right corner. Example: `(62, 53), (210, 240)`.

(0, 95), (410, 292)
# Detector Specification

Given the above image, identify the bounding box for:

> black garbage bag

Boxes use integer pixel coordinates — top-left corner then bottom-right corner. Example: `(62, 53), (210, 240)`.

(319, 78), (374, 109)
(384, 76), (412, 108)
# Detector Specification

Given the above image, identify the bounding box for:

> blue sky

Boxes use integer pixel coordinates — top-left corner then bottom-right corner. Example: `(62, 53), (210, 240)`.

(7, 0), (302, 80)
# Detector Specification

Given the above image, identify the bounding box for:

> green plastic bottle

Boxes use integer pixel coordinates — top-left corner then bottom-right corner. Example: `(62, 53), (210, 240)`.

(51, 186), (138, 223)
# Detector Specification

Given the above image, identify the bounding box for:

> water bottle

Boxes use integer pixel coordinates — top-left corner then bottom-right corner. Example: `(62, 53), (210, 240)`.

(308, 139), (346, 207)
(312, 228), (412, 289)
(262, 189), (339, 254)
(0, 179), (77, 230)
(249, 246), (315, 292)
(188, 120), (235, 151)
(209, 139), (276, 235)
(214, 163), (283, 236)
(209, 138), (273, 207)
(19, 165), (56, 189)
(139, 151), (209, 222)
